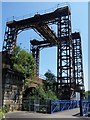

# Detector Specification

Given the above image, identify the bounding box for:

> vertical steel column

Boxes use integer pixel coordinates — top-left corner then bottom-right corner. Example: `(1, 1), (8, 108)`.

(31, 46), (40, 77)
(2, 26), (17, 54)
(72, 32), (84, 90)
(36, 47), (40, 77)
(57, 10), (73, 99)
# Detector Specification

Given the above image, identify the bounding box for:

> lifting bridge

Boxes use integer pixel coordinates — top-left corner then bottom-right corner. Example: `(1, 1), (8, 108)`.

(2, 6), (85, 100)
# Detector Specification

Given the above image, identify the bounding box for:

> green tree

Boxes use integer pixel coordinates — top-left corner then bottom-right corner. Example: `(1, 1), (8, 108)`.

(85, 91), (90, 99)
(30, 85), (58, 100)
(44, 70), (56, 84)
(11, 45), (35, 79)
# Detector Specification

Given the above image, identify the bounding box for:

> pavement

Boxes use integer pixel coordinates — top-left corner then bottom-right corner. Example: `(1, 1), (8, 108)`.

(5, 108), (81, 118)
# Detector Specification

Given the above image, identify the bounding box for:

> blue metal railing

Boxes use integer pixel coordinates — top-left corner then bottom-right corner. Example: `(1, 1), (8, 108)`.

(50, 99), (90, 116)
(50, 100), (79, 113)
(22, 98), (90, 116)
(82, 100), (90, 116)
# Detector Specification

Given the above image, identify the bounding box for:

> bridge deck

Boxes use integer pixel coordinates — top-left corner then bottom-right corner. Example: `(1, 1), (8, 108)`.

(5, 108), (80, 118)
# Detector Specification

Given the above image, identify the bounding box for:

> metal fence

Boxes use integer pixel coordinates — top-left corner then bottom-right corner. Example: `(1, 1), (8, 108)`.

(22, 98), (51, 113)
(22, 99), (90, 116)
(50, 100), (79, 113)
(82, 100), (90, 116)
(22, 99), (80, 114)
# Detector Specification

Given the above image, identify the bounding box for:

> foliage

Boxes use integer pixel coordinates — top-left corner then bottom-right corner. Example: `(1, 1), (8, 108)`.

(22, 85), (58, 111)
(85, 91), (90, 99)
(85, 91), (90, 95)
(35, 85), (47, 99)
(11, 45), (35, 79)
(24, 78), (36, 88)
(45, 89), (58, 100)
(30, 85), (58, 100)
(2, 104), (10, 113)
(0, 108), (5, 119)
(0, 105), (10, 119)
(44, 70), (56, 84)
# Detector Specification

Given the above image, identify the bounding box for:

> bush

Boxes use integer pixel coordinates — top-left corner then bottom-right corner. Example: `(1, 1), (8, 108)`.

(0, 104), (10, 119)
(0, 108), (5, 119)
(45, 89), (57, 100)
(2, 104), (10, 113)
(30, 85), (58, 100)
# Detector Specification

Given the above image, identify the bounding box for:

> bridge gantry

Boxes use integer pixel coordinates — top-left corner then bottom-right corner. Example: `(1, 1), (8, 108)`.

(2, 6), (85, 100)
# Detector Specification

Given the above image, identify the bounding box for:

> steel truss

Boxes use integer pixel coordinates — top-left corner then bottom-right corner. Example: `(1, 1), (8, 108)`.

(57, 12), (74, 99)
(2, 6), (85, 99)
(72, 32), (84, 89)
(3, 26), (18, 54)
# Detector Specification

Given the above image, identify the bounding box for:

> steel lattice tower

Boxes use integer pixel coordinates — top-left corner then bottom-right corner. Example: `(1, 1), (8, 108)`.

(72, 32), (85, 90)
(3, 26), (18, 54)
(2, 6), (85, 100)
(57, 9), (74, 99)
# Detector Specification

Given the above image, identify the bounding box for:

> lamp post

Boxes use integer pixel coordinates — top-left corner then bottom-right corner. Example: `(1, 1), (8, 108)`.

(80, 90), (83, 116)
(79, 85), (84, 116)
(75, 84), (85, 116)
(76, 84), (84, 116)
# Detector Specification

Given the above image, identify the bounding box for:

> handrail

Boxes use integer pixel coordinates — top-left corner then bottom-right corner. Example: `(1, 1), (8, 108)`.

(50, 100), (79, 113)
(82, 100), (90, 116)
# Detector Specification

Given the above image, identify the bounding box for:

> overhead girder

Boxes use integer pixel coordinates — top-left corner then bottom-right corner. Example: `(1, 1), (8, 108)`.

(6, 6), (70, 29)
(3, 6), (71, 54)
(30, 39), (56, 48)
(33, 23), (58, 43)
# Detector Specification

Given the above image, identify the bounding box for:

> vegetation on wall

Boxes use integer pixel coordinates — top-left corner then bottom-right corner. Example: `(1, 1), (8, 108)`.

(11, 45), (35, 79)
